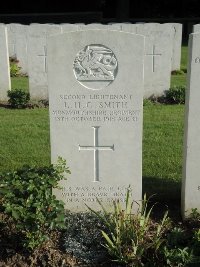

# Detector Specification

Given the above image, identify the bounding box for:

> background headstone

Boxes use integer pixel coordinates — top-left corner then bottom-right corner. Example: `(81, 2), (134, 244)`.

(136, 23), (174, 98)
(0, 24), (11, 101)
(48, 30), (144, 212)
(14, 24), (29, 75)
(182, 33), (200, 218)
(27, 24), (62, 100)
(61, 23), (78, 32)
(166, 23), (182, 71)
(120, 23), (137, 33)
(193, 24), (200, 33)
(6, 23), (18, 58)
(77, 23), (121, 30)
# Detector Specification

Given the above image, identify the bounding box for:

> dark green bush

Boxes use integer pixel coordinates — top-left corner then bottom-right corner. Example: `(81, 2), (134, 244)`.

(165, 86), (186, 104)
(7, 89), (30, 108)
(0, 157), (71, 250)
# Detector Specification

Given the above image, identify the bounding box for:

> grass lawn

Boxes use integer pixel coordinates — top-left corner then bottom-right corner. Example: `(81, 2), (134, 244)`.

(0, 108), (50, 172)
(143, 104), (184, 206)
(170, 45), (188, 88)
(11, 76), (29, 92)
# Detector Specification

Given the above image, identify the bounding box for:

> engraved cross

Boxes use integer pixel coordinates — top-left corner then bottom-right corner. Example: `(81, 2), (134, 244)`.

(38, 46), (47, 73)
(146, 45), (162, 72)
(79, 126), (114, 182)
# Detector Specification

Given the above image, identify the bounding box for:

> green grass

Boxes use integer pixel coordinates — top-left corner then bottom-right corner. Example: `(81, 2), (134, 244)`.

(143, 105), (184, 204)
(11, 77), (29, 92)
(171, 74), (186, 87)
(170, 45), (188, 88)
(180, 45), (188, 71)
(0, 108), (50, 172)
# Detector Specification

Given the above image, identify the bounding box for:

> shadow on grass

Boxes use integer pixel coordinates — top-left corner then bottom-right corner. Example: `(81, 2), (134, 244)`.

(143, 176), (182, 221)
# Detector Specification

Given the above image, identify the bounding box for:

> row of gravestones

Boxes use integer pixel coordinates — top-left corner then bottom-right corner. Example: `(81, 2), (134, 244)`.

(43, 26), (200, 218)
(1, 22), (200, 218)
(0, 22), (183, 102)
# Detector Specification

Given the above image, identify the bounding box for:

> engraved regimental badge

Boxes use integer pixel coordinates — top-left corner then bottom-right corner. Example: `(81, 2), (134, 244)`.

(73, 44), (118, 90)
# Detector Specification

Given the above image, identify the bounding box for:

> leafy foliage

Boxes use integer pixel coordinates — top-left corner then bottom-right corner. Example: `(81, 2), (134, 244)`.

(162, 227), (194, 267)
(10, 57), (21, 77)
(7, 89), (30, 108)
(0, 157), (71, 250)
(165, 86), (186, 104)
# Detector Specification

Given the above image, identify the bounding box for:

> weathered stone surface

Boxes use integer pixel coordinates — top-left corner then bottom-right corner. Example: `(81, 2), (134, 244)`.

(48, 30), (144, 212)
(0, 24), (11, 101)
(27, 24), (62, 100)
(182, 33), (200, 218)
(166, 23), (182, 71)
(136, 23), (174, 98)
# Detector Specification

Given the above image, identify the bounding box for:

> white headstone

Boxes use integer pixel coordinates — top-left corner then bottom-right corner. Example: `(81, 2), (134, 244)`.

(193, 24), (200, 32)
(136, 23), (174, 98)
(15, 24), (28, 75)
(0, 25), (11, 101)
(27, 24), (62, 100)
(48, 30), (144, 212)
(61, 23), (78, 33)
(77, 23), (121, 30)
(121, 23), (137, 33)
(182, 33), (200, 218)
(166, 23), (182, 71)
(6, 23), (18, 58)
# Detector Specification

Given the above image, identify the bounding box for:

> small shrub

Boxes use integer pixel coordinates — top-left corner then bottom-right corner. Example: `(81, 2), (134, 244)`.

(0, 157), (71, 250)
(10, 56), (21, 77)
(7, 89), (30, 108)
(165, 86), (186, 104)
(163, 246), (193, 267)
(171, 69), (185, 75)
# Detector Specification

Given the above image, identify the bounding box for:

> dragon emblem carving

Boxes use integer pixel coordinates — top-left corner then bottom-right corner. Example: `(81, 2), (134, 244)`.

(73, 45), (118, 82)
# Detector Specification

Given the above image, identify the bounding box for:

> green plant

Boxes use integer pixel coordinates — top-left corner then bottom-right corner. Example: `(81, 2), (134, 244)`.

(165, 86), (186, 104)
(160, 226), (195, 266)
(87, 190), (170, 266)
(190, 208), (200, 220)
(171, 70), (185, 75)
(7, 89), (30, 108)
(0, 157), (71, 250)
(163, 246), (193, 267)
(10, 57), (21, 77)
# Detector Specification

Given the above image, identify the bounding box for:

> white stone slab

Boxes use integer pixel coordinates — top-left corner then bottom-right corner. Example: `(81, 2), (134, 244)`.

(166, 23), (182, 70)
(47, 30), (144, 212)
(6, 23), (18, 58)
(61, 23), (78, 32)
(182, 33), (200, 218)
(15, 24), (28, 75)
(77, 23), (121, 30)
(27, 24), (62, 100)
(0, 25), (11, 101)
(193, 24), (200, 32)
(136, 23), (174, 98)
(6, 24), (29, 74)
(121, 23), (137, 33)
